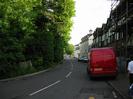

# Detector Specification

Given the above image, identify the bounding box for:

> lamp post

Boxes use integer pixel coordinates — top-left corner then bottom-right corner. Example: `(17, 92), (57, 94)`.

(89, 29), (93, 34)
(125, 0), (128, 59)
(88, 29), (93, 50)
(88, 29), (93, 45)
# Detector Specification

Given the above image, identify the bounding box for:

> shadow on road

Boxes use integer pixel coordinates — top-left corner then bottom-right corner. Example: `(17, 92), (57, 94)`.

(89, 76), (117, 82)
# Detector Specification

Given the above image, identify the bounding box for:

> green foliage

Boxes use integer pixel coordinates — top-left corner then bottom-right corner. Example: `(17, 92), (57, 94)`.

(65, 44), (74, 55)
(0, 0), (75, 79)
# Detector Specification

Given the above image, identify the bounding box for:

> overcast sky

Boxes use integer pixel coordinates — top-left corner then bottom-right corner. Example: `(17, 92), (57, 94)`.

(70, 0), (112, 45)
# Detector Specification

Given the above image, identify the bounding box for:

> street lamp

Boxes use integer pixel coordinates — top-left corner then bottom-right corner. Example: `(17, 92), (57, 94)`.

(125, 0), (128, 59)
(89, 29), (93, 34)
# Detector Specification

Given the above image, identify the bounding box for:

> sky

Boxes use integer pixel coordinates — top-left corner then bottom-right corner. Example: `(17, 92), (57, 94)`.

(70, 0), (112, 45)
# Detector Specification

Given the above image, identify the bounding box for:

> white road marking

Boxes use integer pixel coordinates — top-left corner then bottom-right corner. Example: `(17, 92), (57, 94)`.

(29, 80), (61, 96)
(65, 72), (72, 78)
(112, 91), (117, 98)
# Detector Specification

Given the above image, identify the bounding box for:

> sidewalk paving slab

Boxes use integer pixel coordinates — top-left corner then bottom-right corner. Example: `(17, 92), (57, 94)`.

(108, 73), (131, 99)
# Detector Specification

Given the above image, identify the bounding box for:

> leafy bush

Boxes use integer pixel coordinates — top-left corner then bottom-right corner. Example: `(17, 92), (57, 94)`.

(0, 0), (75, 79)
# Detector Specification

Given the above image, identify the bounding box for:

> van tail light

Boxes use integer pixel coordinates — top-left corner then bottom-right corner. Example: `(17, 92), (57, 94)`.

(94, 68), (103, 71)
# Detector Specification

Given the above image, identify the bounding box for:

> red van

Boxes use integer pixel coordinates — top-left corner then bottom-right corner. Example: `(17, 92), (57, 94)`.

(87, 47), (118, 78)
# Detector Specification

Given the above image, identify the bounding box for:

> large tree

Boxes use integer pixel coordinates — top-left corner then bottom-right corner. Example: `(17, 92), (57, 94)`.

(0, 0), (75, 78)
(65, 44), (74, 55)
(0, 0), (40, 78)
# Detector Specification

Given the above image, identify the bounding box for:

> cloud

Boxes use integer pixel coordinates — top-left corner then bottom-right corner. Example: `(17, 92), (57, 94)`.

(70, 0), (111, 45)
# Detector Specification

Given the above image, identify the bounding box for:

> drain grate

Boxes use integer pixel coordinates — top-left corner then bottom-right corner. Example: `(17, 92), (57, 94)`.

(77, 93), (103, 99)
(79, 88), (113, 98)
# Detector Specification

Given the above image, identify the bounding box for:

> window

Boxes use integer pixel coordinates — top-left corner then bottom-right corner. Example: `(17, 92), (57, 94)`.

(106, 32), (109, 38)
(116, 33), (119, 40)
(108, 30), (111, 36)
(108, 37), (111, 43)
(102, 34), (105, 41)
(111, 35), (114, 42)
(96, 37), (98, 43)
(94, 39), (96, 44)
(99, 42), (101, 47)
(132, 39), (133, 45)
(104, 40), (107, 46)
(115, 33), (117, 40)
(99, 36), (102, 42)
(105, 34), (107, 40)
(112, 34), (115, 42)
(121, 32), (123, 38)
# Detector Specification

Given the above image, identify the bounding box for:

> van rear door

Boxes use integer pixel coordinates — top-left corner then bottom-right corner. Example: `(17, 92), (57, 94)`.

(91, 49), (116, 72)
(90, 50), (104, 72)
(102, 49), (116, 71)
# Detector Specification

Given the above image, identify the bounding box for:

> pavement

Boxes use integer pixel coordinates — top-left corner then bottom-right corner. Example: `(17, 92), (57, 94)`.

(108, 72), (131, 99)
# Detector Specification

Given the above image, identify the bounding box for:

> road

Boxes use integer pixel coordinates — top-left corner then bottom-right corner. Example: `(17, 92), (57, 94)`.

(0, 58), (123, 99)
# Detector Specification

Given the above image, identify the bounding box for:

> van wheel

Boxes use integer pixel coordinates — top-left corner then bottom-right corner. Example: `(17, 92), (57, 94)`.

(86, 68), (90, 75)
(111, 76), (117, 80)
(89, 75), (94, 80)
(86, 68), (94, 80)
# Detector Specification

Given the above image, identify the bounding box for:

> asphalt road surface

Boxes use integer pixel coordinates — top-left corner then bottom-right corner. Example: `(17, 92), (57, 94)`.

(0, 57), (123, 99)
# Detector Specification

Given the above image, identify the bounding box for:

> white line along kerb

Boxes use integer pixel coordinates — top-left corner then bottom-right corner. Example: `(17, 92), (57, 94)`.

(29, 80), (61, 96)
(65, 72), (72, 78)
(112, 91), (117, 98)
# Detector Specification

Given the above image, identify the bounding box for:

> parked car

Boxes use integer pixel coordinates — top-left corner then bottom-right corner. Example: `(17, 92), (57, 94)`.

(82, 57), (88, 62)
(78, 56), (88, 62)
(87, 47), (118, 78)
